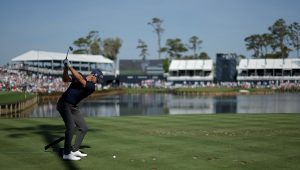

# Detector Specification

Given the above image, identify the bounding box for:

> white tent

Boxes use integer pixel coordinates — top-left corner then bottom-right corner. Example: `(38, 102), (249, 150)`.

(237, 58), (300, 81)
(169, 59), (213, 71)
(237, 58), (300, 70)
(168, 59), (214, 82)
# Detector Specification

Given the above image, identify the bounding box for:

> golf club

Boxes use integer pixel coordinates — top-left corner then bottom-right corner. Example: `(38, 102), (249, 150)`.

(44, 137), (65, 151)
(65, 46), (73, 60)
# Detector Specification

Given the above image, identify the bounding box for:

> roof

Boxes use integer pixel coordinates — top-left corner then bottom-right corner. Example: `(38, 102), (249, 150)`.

(11, 50), (113, 64)
(169, 59), (213, 71)
(237, 58), (300, 70)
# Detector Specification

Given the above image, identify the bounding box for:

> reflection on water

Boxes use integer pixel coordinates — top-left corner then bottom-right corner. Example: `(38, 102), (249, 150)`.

(236, 94), (300, 113)
(27, 93), (300, 118)
(167, 95), (214, 114)
(31, 100), (60, 117)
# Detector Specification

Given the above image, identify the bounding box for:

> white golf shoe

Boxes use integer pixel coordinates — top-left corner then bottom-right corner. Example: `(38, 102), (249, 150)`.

(63, 153), (81, 161)
(71, 150), (87, 157)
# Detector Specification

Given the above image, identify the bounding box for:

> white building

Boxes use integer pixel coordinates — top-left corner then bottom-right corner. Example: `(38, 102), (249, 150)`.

(237, 58), (300, 82)
(167, 59), (214, 83)
(11, 50), (114, 76)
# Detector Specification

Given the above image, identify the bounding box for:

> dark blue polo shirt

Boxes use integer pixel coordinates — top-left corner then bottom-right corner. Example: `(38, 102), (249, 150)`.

(62, 75), (96, 105)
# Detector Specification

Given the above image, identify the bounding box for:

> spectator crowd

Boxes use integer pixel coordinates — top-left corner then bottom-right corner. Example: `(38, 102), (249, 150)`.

(1, 67), (300, 93)
(0, 68), (68, 93)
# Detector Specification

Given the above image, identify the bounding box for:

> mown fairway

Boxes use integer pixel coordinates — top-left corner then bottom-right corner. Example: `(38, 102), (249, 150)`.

(0, 114), (299, 170)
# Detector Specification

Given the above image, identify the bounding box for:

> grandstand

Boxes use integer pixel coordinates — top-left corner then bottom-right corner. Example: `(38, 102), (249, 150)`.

(11, 50), (300, 86)
(237, 58), (300, 82)
(167, 59), (214, 84)
(11, 50), (115, 76)
(118, 59), (164, 84)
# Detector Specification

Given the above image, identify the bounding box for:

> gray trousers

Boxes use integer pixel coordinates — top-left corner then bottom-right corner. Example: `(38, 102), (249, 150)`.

(56, 97), (88, 154)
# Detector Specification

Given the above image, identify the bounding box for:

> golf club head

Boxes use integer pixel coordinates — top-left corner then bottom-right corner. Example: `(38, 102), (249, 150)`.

(65, 46), (73, 60)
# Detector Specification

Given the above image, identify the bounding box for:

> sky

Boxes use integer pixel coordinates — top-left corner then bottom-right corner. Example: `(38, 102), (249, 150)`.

(0, 0), (299, 65)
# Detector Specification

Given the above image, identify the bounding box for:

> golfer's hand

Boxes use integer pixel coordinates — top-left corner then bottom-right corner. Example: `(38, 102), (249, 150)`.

(63, 59), (71, 67)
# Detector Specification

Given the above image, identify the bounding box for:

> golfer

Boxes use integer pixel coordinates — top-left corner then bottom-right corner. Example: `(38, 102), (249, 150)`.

(56, 59), (103, 161)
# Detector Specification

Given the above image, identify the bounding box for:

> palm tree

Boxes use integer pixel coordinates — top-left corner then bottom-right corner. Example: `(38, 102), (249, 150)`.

(164, 38), (188, 59)
(73, 37), (89, 54)
(148, 17), (164, 59)
(136, 39), (149, 61)
(289, 22), (300, 57)
(103, 38), (122, 61)
(245, 34), (261, 58)
(188, 36), (203, 58)
(103, 38), (122, 75)
(268, 18), (290, 58)
(87, 31), (101, 55)
(198, 52), (210, 59)
(260, 33), (274, 63)
(73, 30), (101, 55)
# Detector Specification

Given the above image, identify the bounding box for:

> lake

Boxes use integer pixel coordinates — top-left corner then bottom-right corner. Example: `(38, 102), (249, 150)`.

(29, 93), (300, 118)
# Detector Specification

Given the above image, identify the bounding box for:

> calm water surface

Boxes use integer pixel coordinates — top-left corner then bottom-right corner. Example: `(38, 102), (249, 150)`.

(29, 93), (300, 118)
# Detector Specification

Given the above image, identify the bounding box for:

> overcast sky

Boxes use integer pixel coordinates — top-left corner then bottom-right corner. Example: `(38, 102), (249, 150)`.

(0, 0), (299, 65)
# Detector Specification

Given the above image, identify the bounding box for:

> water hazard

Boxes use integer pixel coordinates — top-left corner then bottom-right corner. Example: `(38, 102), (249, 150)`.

(26, 93), (300, 118)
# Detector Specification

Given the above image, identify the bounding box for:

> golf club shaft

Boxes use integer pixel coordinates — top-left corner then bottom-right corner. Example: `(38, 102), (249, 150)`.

(44, 137), (65, 150)
(65, 49), (69, 60)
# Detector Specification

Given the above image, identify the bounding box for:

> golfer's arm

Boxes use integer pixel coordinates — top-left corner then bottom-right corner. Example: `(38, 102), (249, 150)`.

(62, 67), (71, 82)
(68, 66), (87, 87)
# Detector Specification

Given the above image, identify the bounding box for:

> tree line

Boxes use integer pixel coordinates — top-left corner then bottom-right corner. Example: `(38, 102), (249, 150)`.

(72, 17), (209, 64)
(142, 18), (210, 72)
(138, 17), (210, 61)
(72, 30), (122, 62)
(245, 18), (300, 59)
(71, 17), (300, 68)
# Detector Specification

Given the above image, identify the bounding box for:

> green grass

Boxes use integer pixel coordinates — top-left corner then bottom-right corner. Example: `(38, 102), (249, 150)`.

(0, 92), (36, 105)
(125, 87), (274, 94)
(126, 88), (169, 93)
(174, 87), (273, 93)
(0, 114), (300, 170)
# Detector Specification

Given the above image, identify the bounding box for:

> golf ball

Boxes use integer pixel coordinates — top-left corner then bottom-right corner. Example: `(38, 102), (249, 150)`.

(113, 155), (116, 158)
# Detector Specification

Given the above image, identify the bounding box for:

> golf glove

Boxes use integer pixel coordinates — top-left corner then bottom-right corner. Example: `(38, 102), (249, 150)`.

(63, 59), (71, 67)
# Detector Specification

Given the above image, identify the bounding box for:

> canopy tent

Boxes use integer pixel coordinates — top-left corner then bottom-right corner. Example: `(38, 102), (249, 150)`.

(169, 59), (213, 71)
